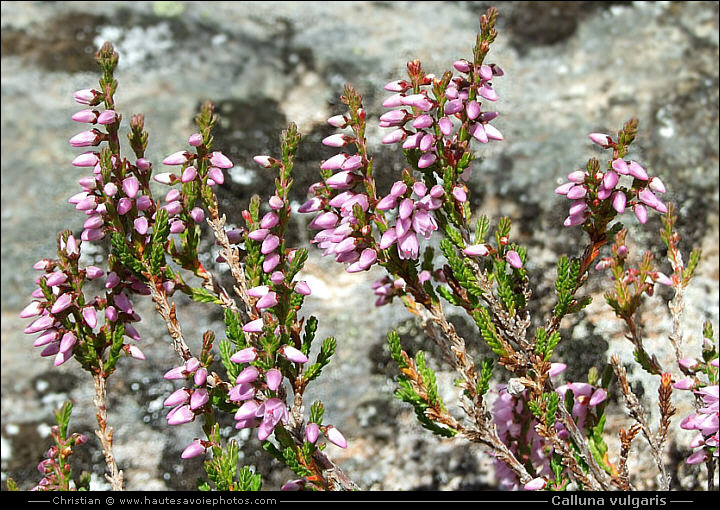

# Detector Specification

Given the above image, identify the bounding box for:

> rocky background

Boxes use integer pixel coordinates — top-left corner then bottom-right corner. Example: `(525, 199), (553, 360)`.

(1, 1), (718, 491)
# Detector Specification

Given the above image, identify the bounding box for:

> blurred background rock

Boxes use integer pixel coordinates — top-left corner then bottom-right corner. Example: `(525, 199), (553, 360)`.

(1, 1), (717, 491)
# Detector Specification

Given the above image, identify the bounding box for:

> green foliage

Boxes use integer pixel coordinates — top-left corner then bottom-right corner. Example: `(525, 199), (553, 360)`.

(148, 208), (169, 274)
(310, 401), (325, 425)
(111, 232), (145, 276)
(304, 337), (336, 382)
(554, 255), (581, 318)
(301, 315), (318, 355)
(474, 215), (490, 244)
(202, 440), (261, 491)
(473, 307), (505, 356)
(189, 287), (223, 305)
(387, 330), (408, 369)
(476, 357), (494, 396)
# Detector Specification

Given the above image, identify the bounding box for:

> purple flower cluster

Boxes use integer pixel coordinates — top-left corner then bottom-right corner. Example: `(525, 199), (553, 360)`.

(492, 364), (608, 491)
(21, 236), (145, 367)
(556, 134), (668, 227)
(32, 425), (87, 491)
(376, 180), (443, 260)
(674, 356), (719, 465)
(156, 140), (232, 235)
(379, 60), (504, 169)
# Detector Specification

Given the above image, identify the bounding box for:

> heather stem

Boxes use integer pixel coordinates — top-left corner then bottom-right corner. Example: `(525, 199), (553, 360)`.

(92, 374), (124, 491)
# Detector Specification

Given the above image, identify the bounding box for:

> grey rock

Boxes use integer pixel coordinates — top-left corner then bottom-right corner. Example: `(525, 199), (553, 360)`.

(2, 1), (717, 491)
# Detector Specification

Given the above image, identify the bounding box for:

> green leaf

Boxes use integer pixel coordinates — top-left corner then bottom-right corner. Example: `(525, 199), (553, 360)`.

(387, 330), (408, 369)
(473, 307), (505, 356)
(236, 466), (262, 491)
(189, 287), (223, 305)
(302, 316), (318, 355)
(304, 337), (336, 382)
(310, 401), (325, 425)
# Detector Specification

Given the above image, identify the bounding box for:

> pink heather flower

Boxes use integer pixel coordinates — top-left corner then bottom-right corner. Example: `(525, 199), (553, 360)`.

(20, 301), (43, 318)
(230, 347), (258, 364)
(209, 151), (233, 168)
(73, 89), (98, 105)
(208, 167), (225, 184)
(554, 182), (574, 195)
(190, 207), (205, 224)
(382, 129), (407, 145)
(305, 422), (320, 444)
(470, 122), (488, 143)
(128, 345), (145, 360)
(181, 440), (206, 459)
(51, 293), (73, 314)
(248, 228), (269, 242)
(383, 93), (404, 107)
(59, 332), (77, 353)
(417, 152), (436, 168)
(611, 191), (627, 213)
(649, 176), (666, 194)
(268, 195), (284, 210)
(506, 250), (523, 269)
(153, 172), (175, 185)
(633, 204), (648, 224)
(309, 211), (339, 230)
(444, 99), (464, 115)
(566, 185), (587, 200)
(341, 154), (363, 171)
(72, 152), (100, 167)
(479, 84), (498, 101)
(54, 350), (72, 367)
(256, 291), (278, 310)
(164, 388), (190, 407)
(325, 426), (347, 448)
(464, 244), (489, 257)
(524, 478), (547, 491)
(72, 109), (97, 123)
(69, 130), (99, 147)
(96, 110), (116, 125)
(181, 166), (197, 183)
(611, 158), (629, 175)
(412, 114), (434, 129)
(235, 399), (260, 421)
(453, 59), (471, 72)
(260, 212), (280, 229)
(298, 197), (323, 213)
(45, 271), (68, 286)
(327, 114), (347, 128)
(603, 170), (619, 189)
(438, 116), (453, 136)
(242, 318), (264, 333)
(466, 100), (482, 120)
(549, 363), (567, 377)
(188, 133), (203, 147)
(24, 315), (54, 335)
(484, 123), (503, 141)
(589, 133), (611, 146)
(678, 358), (699, 371)
(247, 285), (270, 298)
(190, 389), (209, 410)
(628, 161), (648, 180)
(322, 133), (350, 147)
(384, 79), (409, 92)
(167, 405), (195, 426)
(686, 450), (709, 465)
(256, 398), (289, 441)
(452, 186), (467, 202)
(263, 253), (280, 273)
(397, 232), (419, 260)
(295, 281), (312, 296)
(564, 214), (586, 227)
(34, 329), (58, 347)
(266, 368), (283, 391)
(280, 345), (308, 364)
(162, 151), (189, 166)
(236, 366), (260, 384)
(653, 272), (673, 286)
(134, 217), (149, 235)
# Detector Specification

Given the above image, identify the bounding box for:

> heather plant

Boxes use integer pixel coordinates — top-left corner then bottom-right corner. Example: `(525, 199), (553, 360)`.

(11, 6), (717, 492)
